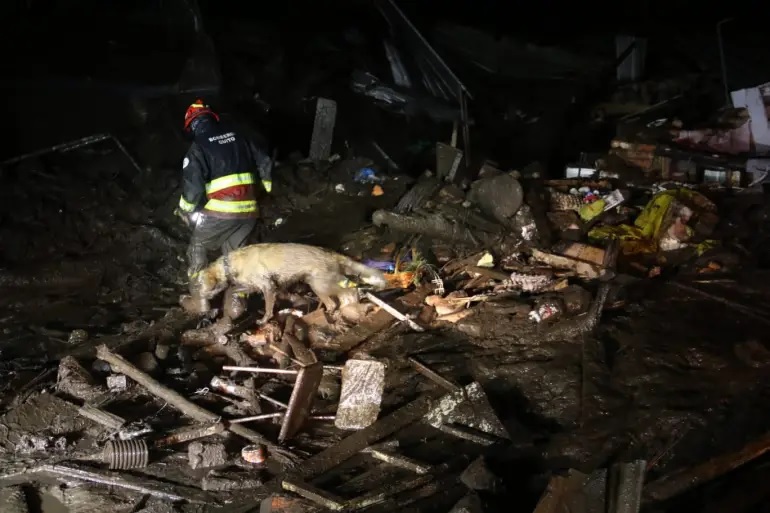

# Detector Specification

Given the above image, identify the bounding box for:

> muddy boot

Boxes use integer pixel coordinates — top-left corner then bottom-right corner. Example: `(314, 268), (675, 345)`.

(223, 287), (247, 320)
(180, 273), (211, 314)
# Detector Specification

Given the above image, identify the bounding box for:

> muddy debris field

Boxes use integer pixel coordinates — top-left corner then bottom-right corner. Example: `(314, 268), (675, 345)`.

(3, 4), (770, 513)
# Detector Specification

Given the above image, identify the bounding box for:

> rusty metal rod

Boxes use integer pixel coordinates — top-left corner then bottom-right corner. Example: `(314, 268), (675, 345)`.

(223, 366), (299, 375)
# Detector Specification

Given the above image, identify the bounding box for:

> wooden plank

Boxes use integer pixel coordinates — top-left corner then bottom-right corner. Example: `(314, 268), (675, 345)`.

(279, 362), (324, 443)
(299, 394), (438, 480)
(407, 357), (460, 392)
(282, 478), (346, 511)
(645, 431), (770, 502)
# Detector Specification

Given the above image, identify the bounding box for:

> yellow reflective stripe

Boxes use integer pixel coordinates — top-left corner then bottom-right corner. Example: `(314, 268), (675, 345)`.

(204, 198), (258, 213)
(179, 196), (196, 212)
(338, 279), (358, 289)
(262, 179), (273, 193)
(205, 173), (255, 194)
(191, 103), (204, 108)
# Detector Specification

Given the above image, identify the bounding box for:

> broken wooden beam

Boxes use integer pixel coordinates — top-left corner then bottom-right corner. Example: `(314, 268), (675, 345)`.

(408, 357), (460, 392)
(669, 281), (770, 327)
(532, 470), (601, 513)
(362, 448), (432, 474)
(282, 478), (346, 511)
(77, 404), (126, 432)
(645, 432), (770, 502)
(299, 394), (438, 479)
(345, 474), (434, 510)
(95, 345), (297, 469)
(607, 460), (646, 513)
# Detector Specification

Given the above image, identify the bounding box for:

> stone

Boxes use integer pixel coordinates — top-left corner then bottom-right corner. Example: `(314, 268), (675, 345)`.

(460, 457), (500, 491)
(188, 442), (227, 470)
(106, 374), (129, 392)
(133, 352), (159, 375)
(154, 344), (171, 361)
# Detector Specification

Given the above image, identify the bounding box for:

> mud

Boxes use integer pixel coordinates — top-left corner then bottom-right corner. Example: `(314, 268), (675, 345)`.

(2, 8), (770, 513)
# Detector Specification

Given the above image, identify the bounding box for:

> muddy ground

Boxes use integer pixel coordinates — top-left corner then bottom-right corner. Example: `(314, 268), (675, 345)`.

(2, 7), (770, 509)
(2, 121), (770, 512)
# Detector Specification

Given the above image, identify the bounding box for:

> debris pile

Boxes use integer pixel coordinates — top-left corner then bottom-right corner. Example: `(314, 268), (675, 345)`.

(4, 6), (770, 513)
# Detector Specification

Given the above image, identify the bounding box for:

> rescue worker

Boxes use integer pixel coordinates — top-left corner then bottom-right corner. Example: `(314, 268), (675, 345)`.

(175, 99), (272, 317)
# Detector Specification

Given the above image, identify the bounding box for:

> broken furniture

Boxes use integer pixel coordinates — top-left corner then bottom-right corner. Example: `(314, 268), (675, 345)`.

(223, 362), (324, 443)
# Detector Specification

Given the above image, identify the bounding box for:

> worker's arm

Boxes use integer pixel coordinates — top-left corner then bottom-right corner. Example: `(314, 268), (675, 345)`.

(249, 139), (273, 193)
(178, 145), (207, 216)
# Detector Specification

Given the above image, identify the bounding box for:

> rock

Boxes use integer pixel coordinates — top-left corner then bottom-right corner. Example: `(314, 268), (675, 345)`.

(106, 374), (129, 392)
(154, 344), (171, 361)
(460, 457), (499, 491)
(92, 359), (112, 373)
(467, 173), (524, 226)
(448, 493), (484, 513)
(68, 329), (89, 345)
(15, 434), (67, 454)
(202, 471), (263, 491)
(133, 352), (159, 375)
(188, 442), (228, 470)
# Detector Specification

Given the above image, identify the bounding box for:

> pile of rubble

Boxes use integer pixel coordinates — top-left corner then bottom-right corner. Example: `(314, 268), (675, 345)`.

(4, 6), (770, 512)
(2, 126), (765, 513)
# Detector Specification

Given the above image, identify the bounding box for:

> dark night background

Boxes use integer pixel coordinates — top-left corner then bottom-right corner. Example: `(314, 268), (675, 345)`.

(1, 0), (767, 171)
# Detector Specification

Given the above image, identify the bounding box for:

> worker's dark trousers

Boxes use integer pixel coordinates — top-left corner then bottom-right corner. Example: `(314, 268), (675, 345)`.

(186, 215), (257, 292)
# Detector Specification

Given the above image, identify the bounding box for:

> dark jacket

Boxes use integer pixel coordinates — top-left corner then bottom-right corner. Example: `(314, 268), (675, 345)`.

(179, 116), (272, 219)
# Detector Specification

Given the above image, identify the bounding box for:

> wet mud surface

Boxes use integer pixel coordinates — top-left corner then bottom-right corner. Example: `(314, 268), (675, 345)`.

(3, 159), (770, 511)
(3, 173), (770, 513)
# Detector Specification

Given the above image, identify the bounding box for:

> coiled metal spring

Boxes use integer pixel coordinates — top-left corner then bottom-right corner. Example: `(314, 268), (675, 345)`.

(102, 439), (149, 470)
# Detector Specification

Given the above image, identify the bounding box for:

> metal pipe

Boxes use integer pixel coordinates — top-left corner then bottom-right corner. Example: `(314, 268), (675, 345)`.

(258, 393), (289, 409)
(222, 366), (299, 375)
(229, 412), (284, 424)
(717, 18), (735, 106)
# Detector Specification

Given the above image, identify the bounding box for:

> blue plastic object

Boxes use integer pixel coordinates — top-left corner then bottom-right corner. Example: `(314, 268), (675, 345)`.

(354, 167), (383, 184)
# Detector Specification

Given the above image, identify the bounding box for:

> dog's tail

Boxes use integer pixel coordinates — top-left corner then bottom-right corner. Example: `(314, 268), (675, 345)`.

(338, 256), (388, 289)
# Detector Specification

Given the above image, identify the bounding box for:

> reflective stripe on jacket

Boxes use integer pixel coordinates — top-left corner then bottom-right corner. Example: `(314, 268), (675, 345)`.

(179, 117), (272, 219)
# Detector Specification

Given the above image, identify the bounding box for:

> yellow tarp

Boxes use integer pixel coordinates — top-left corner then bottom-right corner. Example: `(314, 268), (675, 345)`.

(588, 189), (718, 257)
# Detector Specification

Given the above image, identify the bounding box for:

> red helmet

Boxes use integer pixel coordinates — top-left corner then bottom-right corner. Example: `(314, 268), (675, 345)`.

(183, 99), (219, 132)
